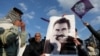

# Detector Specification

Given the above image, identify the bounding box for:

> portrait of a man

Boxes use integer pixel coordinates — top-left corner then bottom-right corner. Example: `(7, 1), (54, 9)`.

(53, 18), (70, 43)
(44, 15), (77, 56)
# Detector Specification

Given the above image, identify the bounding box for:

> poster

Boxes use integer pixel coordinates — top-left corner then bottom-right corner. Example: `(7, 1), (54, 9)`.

(44, 15), (78, 56)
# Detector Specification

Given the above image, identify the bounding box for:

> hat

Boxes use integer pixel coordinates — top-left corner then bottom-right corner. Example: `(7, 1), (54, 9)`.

(6, 7), (23, 23)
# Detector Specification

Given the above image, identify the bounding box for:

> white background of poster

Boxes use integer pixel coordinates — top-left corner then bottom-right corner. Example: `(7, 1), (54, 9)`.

(45, 14), (77, 56)
(46, 14), (75, 40)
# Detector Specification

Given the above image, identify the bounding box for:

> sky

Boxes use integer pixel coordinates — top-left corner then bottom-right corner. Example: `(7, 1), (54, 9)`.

(0, 0), (100, 40)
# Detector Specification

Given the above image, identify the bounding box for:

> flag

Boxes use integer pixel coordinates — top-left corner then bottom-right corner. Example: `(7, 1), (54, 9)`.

(41, 17), (49, 22)
(71, 0), (94, 18)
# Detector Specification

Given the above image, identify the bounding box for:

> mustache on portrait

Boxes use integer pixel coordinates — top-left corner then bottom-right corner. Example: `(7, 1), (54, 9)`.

(55, 35), (74, 42)
(55, 35), (65, 40)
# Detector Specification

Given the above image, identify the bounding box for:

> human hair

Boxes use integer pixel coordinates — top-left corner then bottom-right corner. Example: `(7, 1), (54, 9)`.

(34, 32), (41, 37)
(53, 18), (70, 29)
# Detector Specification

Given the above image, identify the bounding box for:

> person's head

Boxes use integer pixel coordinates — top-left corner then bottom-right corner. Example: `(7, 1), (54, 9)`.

(34, 32), (41, 42)
(7, 7), (23, 26)
(53, 17), (70, 37)
(12, 7), (23, 18)
(11, 7), (23, 27)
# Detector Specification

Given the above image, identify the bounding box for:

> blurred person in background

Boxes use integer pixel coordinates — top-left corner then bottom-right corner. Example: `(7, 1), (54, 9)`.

(23, 32), (45, 56)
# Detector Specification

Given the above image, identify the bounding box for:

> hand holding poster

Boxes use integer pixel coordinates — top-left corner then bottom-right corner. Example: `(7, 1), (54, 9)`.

(44, 15), (78, 56)
(71, 0), (94, 18)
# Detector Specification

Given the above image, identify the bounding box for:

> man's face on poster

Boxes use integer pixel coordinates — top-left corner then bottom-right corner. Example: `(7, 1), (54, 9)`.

(53, 23), (69, 43)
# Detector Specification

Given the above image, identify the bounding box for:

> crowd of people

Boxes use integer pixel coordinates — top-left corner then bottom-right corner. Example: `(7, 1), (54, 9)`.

(0, 7), (100, 56)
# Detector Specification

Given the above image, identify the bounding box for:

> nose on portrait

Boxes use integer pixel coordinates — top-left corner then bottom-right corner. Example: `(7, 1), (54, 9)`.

(57, 31), (64, 35)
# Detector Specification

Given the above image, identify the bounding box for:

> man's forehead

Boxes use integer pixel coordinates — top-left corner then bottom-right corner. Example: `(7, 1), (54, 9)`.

(36, 33), (40, 35)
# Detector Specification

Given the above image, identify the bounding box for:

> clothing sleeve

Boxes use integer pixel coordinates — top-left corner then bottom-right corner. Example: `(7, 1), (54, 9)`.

(76, 38), (89, 56)
(77, 45), (89, 56)
(11, 25), (27, 47)
(86, 25), (100, 41)
(20, 31), (27, 47)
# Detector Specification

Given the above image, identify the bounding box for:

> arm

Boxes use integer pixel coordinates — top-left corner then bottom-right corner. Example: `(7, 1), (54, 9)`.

(20, 21), (27, 47)
(74, 38), (89, 56)
(77, 45), (89, 56)
(20, 31), (27, 47)
(84, 22), (100, 41)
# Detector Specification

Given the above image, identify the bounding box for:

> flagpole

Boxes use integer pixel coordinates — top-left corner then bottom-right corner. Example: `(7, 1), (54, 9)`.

(80, 18), (84, 23)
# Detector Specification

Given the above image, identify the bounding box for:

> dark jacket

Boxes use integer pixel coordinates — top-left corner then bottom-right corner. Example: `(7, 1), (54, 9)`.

(87, 25), (100, 41)
(22, 38), (44, 56)
(44, 36), (88, 56)
(77, 44), (89, 56)
(86, 24), (100, 56)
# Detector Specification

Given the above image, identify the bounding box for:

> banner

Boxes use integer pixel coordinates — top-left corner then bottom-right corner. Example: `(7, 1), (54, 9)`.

(44, 15), (78, 56)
